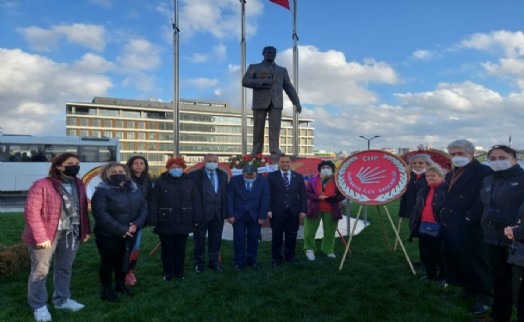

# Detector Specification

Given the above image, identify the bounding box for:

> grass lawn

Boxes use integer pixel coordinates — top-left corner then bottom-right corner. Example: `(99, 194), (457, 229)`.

(0, 201), (476, 322)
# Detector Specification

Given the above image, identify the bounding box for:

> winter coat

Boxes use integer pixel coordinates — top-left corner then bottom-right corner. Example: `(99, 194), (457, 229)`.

(398, 172), (427, 219)
(22, 177), (90, 246)
(408, 182), (448, 241)
(91, 180), (148, 238)
(440, 159), (492, 289)
(130, 173), (153, 201)
(306, 175), (345, 220)
(481, 164), (524, 247)
(148, 172), (203, 235)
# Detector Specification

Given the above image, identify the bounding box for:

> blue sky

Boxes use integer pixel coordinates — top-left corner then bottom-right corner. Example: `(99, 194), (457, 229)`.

(1, 0), (523, 153)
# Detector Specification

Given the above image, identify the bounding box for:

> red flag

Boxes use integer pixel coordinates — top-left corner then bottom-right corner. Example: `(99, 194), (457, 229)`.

(270, 0), (290, 10)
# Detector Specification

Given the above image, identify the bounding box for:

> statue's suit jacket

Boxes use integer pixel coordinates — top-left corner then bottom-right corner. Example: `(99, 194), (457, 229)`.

(242, 60), (300, 110)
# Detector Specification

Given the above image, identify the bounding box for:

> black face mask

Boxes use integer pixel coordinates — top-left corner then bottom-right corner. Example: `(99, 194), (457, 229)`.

(62, 165), (80, 177)
(110, 174), (127, 185)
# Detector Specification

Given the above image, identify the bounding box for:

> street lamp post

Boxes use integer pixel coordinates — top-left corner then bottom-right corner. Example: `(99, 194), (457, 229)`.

(358, 135), (380, 226)
(359, 135), (380, 150)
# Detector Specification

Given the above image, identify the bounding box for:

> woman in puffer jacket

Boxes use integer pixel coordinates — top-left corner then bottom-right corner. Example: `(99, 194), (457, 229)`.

(91, 162), (148, 302)
(148, 157), (202, 281)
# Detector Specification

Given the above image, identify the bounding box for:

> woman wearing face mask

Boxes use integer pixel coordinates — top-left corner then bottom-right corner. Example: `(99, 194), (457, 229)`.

(479, 145), (524, 322)
(399, 154), (435, 267)
(22, 153), (91, 322)
(303, 160), (346, 260)
(123, 156), (153, 286)
(409, 165), (448, 282)
(91, 162), (148, 302)
(148, 157), (202, 281)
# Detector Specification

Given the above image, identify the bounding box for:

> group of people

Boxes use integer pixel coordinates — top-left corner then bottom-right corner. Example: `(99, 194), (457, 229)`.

(402, 139), (524, 322)
(21, 152), (344, 321)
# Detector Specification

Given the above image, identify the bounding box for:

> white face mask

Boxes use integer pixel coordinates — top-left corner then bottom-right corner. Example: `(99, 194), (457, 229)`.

(320, 168), (332, 176)
(451, 156), (471, 168)
(489, 160), (513, 172)
(205, 162), (218, 171)
(412, 169), (426, 175)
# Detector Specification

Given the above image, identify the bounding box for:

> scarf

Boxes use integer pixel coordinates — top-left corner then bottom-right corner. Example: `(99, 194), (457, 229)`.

(56, 180), (80, 250)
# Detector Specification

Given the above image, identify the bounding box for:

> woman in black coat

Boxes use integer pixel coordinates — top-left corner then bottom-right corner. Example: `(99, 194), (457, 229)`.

(482, 145), (524, 322)
(91, 162), (148, 301)
(409, 165), (447, 281)
(148, 157), (202, 281)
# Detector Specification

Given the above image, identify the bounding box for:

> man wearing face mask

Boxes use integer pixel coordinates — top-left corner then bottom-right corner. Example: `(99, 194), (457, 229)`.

(303, 160), (346, 261)
(478, 145), (524, 322)
(148, 157), (203, 281)
(226, 165), (269, 272)
(189, 154), (228, 273)
(441, 139), (493, 315)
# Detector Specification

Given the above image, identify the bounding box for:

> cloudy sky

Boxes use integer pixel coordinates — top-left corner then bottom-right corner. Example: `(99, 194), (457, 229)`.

(1, 0), (523, 152)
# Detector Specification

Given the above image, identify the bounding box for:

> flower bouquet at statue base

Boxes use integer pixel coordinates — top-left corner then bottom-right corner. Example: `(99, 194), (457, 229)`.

(228, 154), (277, 176)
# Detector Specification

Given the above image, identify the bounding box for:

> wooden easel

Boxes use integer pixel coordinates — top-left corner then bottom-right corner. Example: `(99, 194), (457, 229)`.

(338, 203), (416, 276)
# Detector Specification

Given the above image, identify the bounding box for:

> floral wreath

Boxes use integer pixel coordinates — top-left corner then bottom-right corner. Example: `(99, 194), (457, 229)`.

(228, 154), (272, 169)
(401, 147), (451, 172)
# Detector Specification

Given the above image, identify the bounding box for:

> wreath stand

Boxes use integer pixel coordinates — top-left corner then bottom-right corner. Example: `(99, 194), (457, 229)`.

(338, 203), (416, 276)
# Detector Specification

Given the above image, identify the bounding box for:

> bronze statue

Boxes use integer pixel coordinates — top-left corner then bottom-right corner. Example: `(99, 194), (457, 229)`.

(242, 46), (302, 157)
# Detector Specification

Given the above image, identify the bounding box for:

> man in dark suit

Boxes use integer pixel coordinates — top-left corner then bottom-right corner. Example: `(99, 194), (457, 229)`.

(189, 154), (228, 273)
(267, 155), (307, 266)
(226, 165), (269, 271)
(242, 46), (302, 157)
(441, 139), (493, 315)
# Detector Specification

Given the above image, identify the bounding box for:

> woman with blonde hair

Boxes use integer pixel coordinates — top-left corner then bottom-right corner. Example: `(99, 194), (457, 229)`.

(91, 162), (148, 301)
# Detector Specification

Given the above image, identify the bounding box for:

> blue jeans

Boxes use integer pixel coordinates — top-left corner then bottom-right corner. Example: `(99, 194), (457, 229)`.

(27, 231), (80, 310)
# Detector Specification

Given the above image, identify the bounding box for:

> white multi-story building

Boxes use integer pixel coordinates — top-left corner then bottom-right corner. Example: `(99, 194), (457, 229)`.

(66, 97), (315, 167)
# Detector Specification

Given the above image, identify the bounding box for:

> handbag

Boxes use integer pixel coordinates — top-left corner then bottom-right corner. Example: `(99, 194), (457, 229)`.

(418, 221), (441, 237)
(507, 240), (524, 267)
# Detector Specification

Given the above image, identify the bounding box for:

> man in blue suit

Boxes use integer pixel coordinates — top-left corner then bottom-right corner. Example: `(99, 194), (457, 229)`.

(268, 155), (307, 267)
(226, 165), (269, 271)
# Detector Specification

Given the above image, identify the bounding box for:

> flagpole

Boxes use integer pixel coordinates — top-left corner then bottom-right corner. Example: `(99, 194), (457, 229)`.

(172, 0), (180, 157)
(292, 0), (299, 157)
(240, 0), (247, 156)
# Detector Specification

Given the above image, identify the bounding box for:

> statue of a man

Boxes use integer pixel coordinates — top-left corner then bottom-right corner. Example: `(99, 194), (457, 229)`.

(242, 46), (302, 157)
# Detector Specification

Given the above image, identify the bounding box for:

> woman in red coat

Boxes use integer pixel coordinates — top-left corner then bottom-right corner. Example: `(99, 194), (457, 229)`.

(21, 152), (91, 322)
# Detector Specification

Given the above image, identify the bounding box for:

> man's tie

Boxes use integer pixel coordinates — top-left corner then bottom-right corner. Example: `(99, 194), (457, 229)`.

(246, 182), (251, 192)
(283, 172), (290, 190)
(209, 171), (216, 193)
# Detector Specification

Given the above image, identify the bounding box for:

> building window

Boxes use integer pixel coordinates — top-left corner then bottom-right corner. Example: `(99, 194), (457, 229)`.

(66, 129), (76, 136)
(104, 119), (112, 127)
(79, 130), (89, 136)
(92, 130), (101, 137)
(125, 143), (135, 150)
(148, 132), (156, 140)
(126, 132), (135, 139)
(116, 131), (124, 139)
(103, 131), (112, 137)
(99, 109), (119, 117)
(127, 121), (135, 128)
(138, 132), (145, 140)
(137, 143), (146, 150)
(138, 121), (145, 129)
(116, 120), (124, 128)
(66, 118), (76, 126)
(122, 110), (141, 118)
(92, 119), (101, 127)
(80, 119), (88, 126)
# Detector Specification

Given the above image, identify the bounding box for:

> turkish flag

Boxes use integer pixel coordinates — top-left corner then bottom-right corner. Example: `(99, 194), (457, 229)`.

(270, 0), (290, 10)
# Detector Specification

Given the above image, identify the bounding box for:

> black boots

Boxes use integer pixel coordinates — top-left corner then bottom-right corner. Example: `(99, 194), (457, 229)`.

(115, 281), (134, 297)
(101, 285), (117, 302)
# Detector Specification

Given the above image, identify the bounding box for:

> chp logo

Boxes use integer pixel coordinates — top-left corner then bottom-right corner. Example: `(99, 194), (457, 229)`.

(336, 150), (409, 205)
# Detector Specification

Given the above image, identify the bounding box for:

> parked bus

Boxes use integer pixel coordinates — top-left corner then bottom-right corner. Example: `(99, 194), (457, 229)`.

(0, 135), (120, 193)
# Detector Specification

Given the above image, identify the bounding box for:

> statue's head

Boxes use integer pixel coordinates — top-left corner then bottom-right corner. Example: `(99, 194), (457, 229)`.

(262, 46), (277, 62)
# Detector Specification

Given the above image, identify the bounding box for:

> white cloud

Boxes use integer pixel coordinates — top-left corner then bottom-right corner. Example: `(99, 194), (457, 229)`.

(180, 0), (264, 39)
(277, 45), (399, 106)
(214, 44), (227, 58)
(186, 78), (219, 88)
(188, 53), (208, 63)
(460, 30), (524, 58)
(411, 49), (433, 60)
(0, 48), (112, 135)
(18, 23), (106, 52)
(116, 38), (162, 70)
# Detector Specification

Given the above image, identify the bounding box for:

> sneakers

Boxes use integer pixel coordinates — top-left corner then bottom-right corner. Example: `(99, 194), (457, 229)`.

(54, 299), (84, 312)
(34, 306), (52, 322)
(305, 250), (315, 261)
(327, 253), (336, 259)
